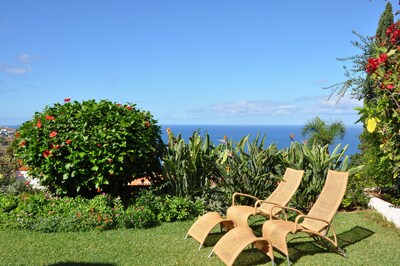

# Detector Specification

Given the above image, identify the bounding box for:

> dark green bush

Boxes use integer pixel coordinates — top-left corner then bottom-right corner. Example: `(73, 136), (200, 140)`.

(0, 190), (204, 232)
(14, 99), (163, 198)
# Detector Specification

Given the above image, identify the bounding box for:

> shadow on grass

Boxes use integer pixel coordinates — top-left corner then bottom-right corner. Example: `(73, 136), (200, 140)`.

(48, 263), (117, 266)
(203, 225), (374, 265)
(286, 226), (375, 264)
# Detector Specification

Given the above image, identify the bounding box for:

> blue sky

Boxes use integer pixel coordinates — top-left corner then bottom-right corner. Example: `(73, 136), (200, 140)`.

(0, 0), (398, 126)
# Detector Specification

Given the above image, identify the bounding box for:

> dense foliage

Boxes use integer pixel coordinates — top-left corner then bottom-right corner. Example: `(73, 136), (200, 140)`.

(163, 129), (363, 212)
(13, 99), (164, 198)
(0, 188), (203, 232)
(359, 18), (400, 190)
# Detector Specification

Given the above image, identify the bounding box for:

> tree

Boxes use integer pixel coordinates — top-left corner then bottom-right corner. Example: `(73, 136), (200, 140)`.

(301, 117), (346, 147)
(376, 2), (394, 45)
(357, 2), (394, 188)
(324, 2), (396, 190)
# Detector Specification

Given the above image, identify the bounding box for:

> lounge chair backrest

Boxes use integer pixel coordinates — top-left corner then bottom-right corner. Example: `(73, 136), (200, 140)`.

(258, 168), (304, 216)
(301, 170), (349, 233)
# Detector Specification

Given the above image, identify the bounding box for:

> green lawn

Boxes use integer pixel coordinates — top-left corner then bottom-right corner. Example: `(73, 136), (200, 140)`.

(0, 210), (399, 265)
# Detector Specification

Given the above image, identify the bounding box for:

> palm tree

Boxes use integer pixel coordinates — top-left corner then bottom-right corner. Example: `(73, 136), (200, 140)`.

(301, 117), (346, 147)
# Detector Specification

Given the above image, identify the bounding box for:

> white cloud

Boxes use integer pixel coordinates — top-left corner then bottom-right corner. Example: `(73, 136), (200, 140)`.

(0, 64), (31, 75)
(18, 53), (40, 63)
(159, 93), (362, 125)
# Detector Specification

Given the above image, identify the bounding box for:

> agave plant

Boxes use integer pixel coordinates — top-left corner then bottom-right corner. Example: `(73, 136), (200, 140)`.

(161, 130), (217, 198)
(214, 133), (285, 205)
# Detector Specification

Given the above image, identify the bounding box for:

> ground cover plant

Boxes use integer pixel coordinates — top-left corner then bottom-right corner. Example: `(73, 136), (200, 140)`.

(0, 189), (203, 232)
(0, 210), (399, 265)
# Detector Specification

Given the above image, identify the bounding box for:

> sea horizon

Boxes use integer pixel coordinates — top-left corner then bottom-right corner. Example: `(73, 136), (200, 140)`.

(1, 124), (363, 156)
(161, 124), (363, 157)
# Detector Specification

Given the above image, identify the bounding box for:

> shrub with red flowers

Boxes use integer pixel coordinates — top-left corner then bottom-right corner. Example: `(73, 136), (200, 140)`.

(14, 99), (163, 197)
(362, 21), (400, 178)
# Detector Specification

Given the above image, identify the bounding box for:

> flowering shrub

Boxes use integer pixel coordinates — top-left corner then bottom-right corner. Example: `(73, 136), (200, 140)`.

(361, 21), (400, 179)
(14, 99), (163, 197)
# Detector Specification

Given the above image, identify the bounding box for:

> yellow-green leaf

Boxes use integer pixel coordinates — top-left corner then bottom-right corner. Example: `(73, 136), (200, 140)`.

(366, 117), (377, 133)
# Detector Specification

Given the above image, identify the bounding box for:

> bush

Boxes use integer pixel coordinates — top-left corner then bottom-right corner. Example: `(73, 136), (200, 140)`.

(14, 99), (164, 198)
(133, 190), (204, 222)
(0, 190), (204, 232)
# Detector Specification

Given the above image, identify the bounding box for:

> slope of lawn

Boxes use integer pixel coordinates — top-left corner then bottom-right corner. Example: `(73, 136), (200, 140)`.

(0, 210), (399, 265)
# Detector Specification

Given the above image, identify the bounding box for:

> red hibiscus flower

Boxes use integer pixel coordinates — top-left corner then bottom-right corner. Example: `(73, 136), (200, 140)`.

(66, 139), (72, 145)
(387, 84), (394, 90)
(49, 131), (58, 138)
(51, 144), (60, 149)
(20, 141), (26, 147)
(15, 132), (20, 138)
(37, 119), (42, 128)
(64, 98), (71, 102)
(46, 115), (55, 120)
(43, 150), (51, 157)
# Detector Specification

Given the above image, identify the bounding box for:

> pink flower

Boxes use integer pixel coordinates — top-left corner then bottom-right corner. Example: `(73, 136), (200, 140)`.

(49, 131), (58, 138)
(64, 98), (71, 102)
(387, 84), (394, 90)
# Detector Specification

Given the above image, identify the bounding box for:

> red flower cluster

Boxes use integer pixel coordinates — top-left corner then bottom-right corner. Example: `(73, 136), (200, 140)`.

(386, 22), (400, 45)
(66, 139), (72, 145)
(49, 131), (58, 138)
(46, 115), (55, 120)
(365, 53), (388, 74)
(37, 119), (42, 128)
(43, 150), (51, 157)
(64, 98), (71, 103)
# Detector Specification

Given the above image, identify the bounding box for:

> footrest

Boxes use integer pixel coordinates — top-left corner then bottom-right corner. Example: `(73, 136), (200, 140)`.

(186, 212), (234, 249)
(210, 226), (274, 266)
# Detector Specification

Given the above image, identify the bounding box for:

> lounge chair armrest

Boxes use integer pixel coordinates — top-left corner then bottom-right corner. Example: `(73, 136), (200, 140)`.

(232, 192), (259, 206)
(254, 200), (277, 214)
(293, 214), (332, 232)
(293, 214), (339, 245)
(268, 205), (304, 220)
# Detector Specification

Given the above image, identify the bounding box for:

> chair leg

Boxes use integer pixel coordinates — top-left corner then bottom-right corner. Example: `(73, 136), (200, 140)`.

(338, 246), (346, 257)
(208, 250), (214, 258)
(286, 255), (292, 266)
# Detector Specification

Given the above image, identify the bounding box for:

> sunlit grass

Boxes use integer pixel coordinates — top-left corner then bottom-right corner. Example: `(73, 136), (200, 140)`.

(0, 210), (399, 265)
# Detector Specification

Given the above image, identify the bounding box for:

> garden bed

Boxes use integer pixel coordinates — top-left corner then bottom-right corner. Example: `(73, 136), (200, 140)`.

(368, 196), (400, 229)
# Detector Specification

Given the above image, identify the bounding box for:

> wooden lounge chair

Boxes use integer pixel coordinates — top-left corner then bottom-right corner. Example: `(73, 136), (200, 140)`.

(209, 170), (348, 265)
(185, 168), (304, 249)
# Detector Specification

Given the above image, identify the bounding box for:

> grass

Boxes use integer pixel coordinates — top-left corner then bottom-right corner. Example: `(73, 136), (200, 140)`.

(0, 210), (400, 265)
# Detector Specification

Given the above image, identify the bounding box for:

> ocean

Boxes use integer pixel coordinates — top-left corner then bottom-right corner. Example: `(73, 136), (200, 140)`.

(161, 124), (363, 157)
(3, 124), (363, 156)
